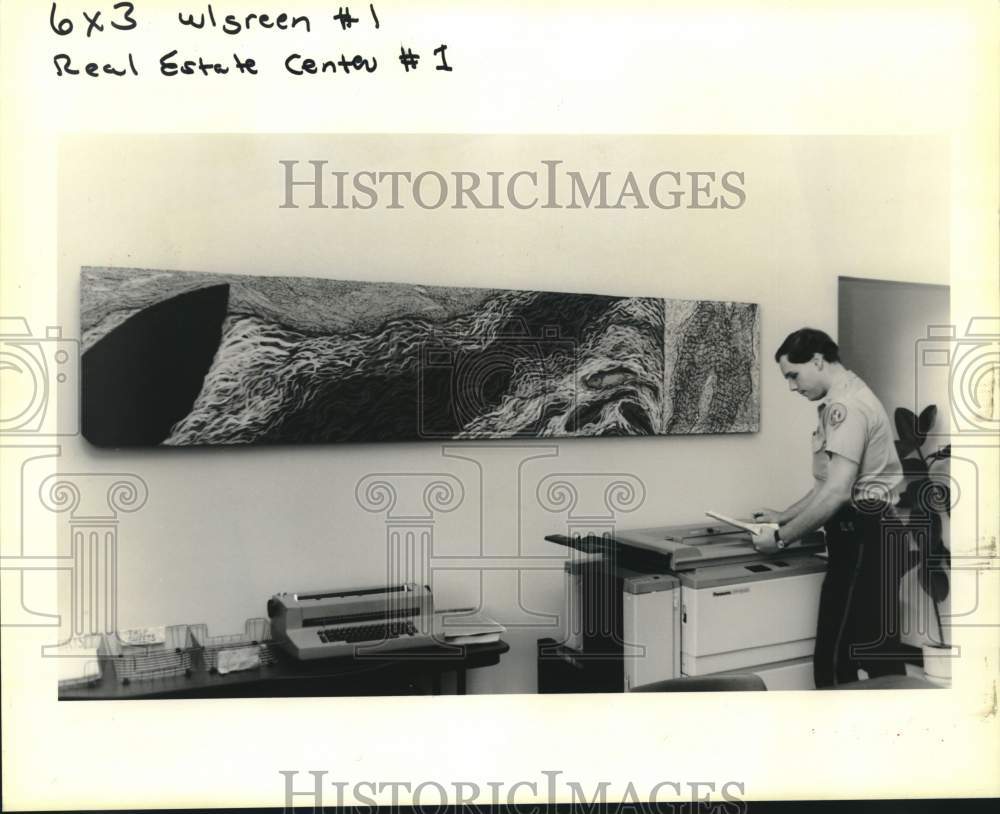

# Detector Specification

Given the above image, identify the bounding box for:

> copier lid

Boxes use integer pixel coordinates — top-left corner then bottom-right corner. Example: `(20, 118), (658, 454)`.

(547, 523), (825, 571)
(617, 523), (825, 570)
(610, 524), (756, 570)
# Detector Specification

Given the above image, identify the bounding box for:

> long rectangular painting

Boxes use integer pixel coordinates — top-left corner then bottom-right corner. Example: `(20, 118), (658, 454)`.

(80, 267), (759, 446)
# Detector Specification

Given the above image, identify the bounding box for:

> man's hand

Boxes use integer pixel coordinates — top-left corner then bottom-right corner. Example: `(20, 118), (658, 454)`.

(750, 523), (781, 553)
(777, 454), (859, 544)
(752, 508), (782, 524)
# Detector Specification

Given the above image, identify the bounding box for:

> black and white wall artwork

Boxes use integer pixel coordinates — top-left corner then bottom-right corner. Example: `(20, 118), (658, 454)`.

(81, 267), (760, 446)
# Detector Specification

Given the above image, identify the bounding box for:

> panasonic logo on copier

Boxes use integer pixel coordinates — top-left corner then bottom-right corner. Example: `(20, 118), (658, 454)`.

(712, 588), (750, 597)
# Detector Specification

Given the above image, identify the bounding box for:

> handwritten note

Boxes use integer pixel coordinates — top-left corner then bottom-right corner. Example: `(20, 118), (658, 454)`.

(49, 2), (454, 77)
(118, 625), (166, 646)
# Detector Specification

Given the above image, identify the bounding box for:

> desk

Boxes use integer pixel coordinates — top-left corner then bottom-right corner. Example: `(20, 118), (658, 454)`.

(60, 639), (509, 700)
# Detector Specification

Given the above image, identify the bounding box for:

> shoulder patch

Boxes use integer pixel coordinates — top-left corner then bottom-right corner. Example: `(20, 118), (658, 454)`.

(827, 402), (848, 428)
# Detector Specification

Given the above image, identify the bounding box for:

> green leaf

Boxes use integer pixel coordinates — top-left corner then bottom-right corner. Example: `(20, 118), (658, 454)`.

(919, 512), (950, 603)
(917, 404), (938, 440)
(894, 407), (919, 448)
(895, 439), (916, 461)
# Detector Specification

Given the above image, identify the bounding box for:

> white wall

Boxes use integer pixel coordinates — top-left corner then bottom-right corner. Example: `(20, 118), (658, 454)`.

(52, 134), (949, 692)
(839, 277), (951, 435)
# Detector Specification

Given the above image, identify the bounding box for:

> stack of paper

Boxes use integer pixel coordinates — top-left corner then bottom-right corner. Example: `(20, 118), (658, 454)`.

(216, 646), (262, 675)
(433, 608), (506, 645)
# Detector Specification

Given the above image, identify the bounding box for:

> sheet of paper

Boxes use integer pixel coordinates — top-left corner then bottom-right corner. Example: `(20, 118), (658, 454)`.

(705, 511), (760, 536)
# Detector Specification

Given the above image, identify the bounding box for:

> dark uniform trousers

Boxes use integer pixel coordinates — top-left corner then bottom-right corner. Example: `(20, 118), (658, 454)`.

(814, 503), (909, 688)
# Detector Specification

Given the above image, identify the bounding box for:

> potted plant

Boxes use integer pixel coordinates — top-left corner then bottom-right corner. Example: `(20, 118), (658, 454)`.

(894, 404), (951, 664)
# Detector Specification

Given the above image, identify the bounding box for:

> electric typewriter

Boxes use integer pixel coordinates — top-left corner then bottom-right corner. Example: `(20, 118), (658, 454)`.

(267, 583), (434, 660)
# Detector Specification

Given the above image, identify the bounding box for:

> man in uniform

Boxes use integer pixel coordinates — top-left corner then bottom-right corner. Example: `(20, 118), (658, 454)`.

(751, 328), (907, 687)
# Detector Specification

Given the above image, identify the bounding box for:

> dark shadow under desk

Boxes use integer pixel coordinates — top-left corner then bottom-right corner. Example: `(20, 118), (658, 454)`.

(60, 639), (510, 700)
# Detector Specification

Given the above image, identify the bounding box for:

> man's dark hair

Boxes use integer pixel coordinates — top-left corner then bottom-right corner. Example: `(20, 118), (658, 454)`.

(774, 328), (840, 364)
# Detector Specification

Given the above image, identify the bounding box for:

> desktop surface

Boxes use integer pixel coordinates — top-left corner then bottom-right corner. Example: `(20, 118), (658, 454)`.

(60, 638), (509, 700)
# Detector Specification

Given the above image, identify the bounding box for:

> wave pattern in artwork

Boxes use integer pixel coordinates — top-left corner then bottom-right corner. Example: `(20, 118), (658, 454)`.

(80, 268), (759, 446)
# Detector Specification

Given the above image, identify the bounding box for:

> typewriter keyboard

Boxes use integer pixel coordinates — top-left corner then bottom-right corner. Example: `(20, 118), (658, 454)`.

(316, 621), (418, 644)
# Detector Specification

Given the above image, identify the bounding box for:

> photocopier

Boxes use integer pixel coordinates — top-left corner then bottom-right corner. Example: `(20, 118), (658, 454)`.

(540, 520), (827, 691)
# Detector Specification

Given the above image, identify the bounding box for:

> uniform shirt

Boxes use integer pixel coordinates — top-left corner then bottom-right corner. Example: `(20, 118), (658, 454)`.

(811, 370), (902, 501)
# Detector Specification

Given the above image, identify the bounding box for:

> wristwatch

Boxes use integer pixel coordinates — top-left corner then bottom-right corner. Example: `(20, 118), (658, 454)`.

(773, 529), (787, 550)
